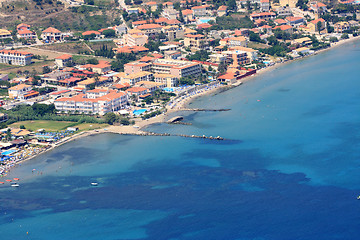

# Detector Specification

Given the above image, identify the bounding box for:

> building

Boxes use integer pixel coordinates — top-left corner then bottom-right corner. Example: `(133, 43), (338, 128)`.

(152, 59), (202, 78)
(273, 25), (293, 34)
(17, 24), (37, 40)
(334, 21), (350, 33)
(82, 30), (101, 39)
(123, 33), (148, 46)
(42, 71), (71, 84)
(192, 5), (207, 17)
(308, 18), (326, 33)
(8, 84), (33, 99)
(126, 87), (148, 97)
(275, 6), (293, 17)
(224, 50), (251, 65)
(121, 71), (154, 85)
(217, 5), (228, 17)
(274, 19), (288, 25)
(135, 80), (166, 93)
(182, 9), (194, 22)
(227, 36), (247, 47)
(124, 61), (152, 75)
(136, 24), (163, 37)
(0, 29), (12, 39)
(145, 1), (158, 11)
(260, 0), (270, 12)
(55, 90), (128, 115)
(163, 26), (184, 41)
(0, 74), (8, 81)
(115, 24), (128, 36)
(0, 49), (33, 66)
(286, 16), (305, 26)
(154, 73), (178, 87)
(163, 8), (179, 20)
(17, 23), (31, 31)
(41, 27), (63, 42)
(184, 34), (208, 51)
(229, 46), (259, 61)
(250, 12), (276, 21)
(55, 54), (73, 68)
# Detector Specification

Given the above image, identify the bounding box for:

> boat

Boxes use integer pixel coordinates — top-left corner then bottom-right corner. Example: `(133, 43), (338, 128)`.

(357, 196), (360, 200)
(0, 182), (4, 184)
(91, 182), (98, 186)
(13, 178), (20, 181)
(11, 183), (19, 187)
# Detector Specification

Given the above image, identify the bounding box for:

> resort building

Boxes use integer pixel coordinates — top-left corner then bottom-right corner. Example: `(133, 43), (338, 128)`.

(192, 6), (207, 17)
(136, 24), (163, 37)
(55, 90), (128, 115)
(152, 59), (202, 78)
(229, 46), (259, 61)
(163, 26), (184, 41)
(124, 61), (152, 75)
(135, 81), (166, 93)
(227, 36), (247, 47)
(154, 73), (179, 87)
(125, 87), (148, 97)
(260, 0), (270, 12)
(307, 18), (326, 33)
(0, 49), (33, 66)
(250, 12), (276, 21)
(123, 33), (148, 46)
(42, 71), (71, 84)
(121, 71), (154, 85)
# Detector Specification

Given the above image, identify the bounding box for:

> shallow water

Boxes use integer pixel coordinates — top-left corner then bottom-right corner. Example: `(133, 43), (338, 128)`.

(1, 40), (360, 240)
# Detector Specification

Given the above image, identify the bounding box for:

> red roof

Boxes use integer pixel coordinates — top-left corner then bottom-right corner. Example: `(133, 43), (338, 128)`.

(58, 77), (81, 84)
(0, 49), (32, 56)
(167, 19), (181, 25)
(137, 24), (162, 30)
(218, 5), (227, 11)
(197, 23), (212, 29)
(182, 9), (193, 15)
(50, 90), (71, 95)
(310, 18), (325, 24)
(274, 19), (287, 24)
(42, 27), (61, 33)
(132, 20), (148, 26)
(273, 25), (293, 31)
(286, 16), (304, 22)
(55, 54), (72, 60)
(17, 23), (30, 29)
(82, 30), (100, 36)
(192, 5), (206, 10)
(126, 87), (147, 93)
(18, 29), (35, 35)
(114, 46), (149, 53)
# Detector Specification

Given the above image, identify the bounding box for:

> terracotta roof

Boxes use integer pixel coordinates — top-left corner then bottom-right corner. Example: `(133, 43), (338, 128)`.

(82, 30), (100, 36)
(114, 46), (149, 53)
(55, 54), (72, 60)
(18, 29), (35, 35)
(197, 23), (212, 29)
(9, 84), (31, 91)
(126, 87), (148, 93)
(137, 24), (162, 30)
(218, 5), (227, 11)
(132, 20), (148, 26)
(50, 90), (71, 95)
(310, 18), (325, 24)
(146, 1), (157, 5)
(286, 16), (304, 22)
(167, 19), (181, 25)
(185, 34), (204, 38)
(0, 49), (32, 56)
(17, 23), (30, 29)
(274, 19), (287, 24)
(273, 25), (293, 31)
(182, 9), (193, 15)
(192, 5), (206, 10)
(42, 27), (61, 33)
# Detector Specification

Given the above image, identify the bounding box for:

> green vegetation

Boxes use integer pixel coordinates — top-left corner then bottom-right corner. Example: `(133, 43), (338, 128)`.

(10, 120), (108, 132)
(211, 15), (254, 30)
(104, 112), (133, 125)
(94, 44), (115, 59)
(110, 53), (137, 72)
(186, 50), (210, 62)
(144, 40), (164, 52)
(142, 109), (163, 120)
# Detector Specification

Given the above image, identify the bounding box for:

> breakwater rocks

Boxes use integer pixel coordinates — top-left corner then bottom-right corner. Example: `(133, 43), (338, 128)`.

(178, 134), (225, 140)
(168, 122), (192, 125)
(182, 108), (231, 112)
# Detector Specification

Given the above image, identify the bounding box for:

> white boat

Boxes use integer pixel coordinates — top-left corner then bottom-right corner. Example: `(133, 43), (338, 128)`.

(91, 182), (98, 186)
(11, 183), (19, 187)
(357, 196), (360, 200)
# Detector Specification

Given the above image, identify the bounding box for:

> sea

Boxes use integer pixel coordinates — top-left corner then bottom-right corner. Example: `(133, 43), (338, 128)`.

(1, 40), (360, 240)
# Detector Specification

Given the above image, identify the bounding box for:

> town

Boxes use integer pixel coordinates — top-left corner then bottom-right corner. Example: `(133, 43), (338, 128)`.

(0, 0), (359, 177)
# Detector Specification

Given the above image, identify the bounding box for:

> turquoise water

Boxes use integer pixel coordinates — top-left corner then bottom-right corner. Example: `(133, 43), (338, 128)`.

(133, 109), (147, 115)
(0, 40), (360, 239)
(1, 149), (16, 156)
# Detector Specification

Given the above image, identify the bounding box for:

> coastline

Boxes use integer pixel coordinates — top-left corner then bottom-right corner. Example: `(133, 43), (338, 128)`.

(2, 35), (360, 176)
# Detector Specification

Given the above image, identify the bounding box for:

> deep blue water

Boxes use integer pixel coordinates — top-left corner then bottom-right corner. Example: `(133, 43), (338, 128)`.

(1, 41), (360, 239)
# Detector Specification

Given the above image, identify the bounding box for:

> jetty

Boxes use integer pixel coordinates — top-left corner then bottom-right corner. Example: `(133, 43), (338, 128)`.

(167, 116), (184, 123)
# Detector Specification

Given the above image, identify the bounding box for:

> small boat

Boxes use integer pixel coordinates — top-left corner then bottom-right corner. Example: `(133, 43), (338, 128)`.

(13, 178), (20, 181)
(5, 179), (12, 182)
(0, 182), (4, 184)
(357, 196), (360, 200)
(91, 182), (98, 186)
(11, 183), (19, 187)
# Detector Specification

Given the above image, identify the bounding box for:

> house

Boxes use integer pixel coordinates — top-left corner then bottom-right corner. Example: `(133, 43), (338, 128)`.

(227, 36), (247, 48)
(136, 24), (163, 36)
(42, 71), (71, 84)
(126, 87), (148, 96)
(182, 9), (194, 22)
(192, 6), (207, 17)
(17, 23), (30, 31)
(0, 29), (12, 39)
(229, 46), (259, 61)
(309, 1), (327, 13)
(273, 25), (293, 34)
(123, 33), (148, 46)
(334, 21), (350, 33)
(293, 37), (312, 46)
(260, 25), (273, 34)
(275, 6), (292, 17)
(307, 18), (326, 33)
(82, 30), (101, 39)
(285, 16), (305, 26)
(154, 73), (178, 87)
(260, 0), (270, 12)
(274, 19), (288, 25)
(250, 12), (276, 21)
(162, 25), (184, 41)
(293, 47), (310, 55)
(55, 54), (73, 68)
(197, 23), (212, 30)
(91, 61), (111, 74)
(0, 49), (33, 65)
(145, 1), (158, 11)
(127, 8), (139, 14)
(41, 27), (63, 42)
(223, 50), (251, 65)
(162, 8), (179, 20)
(8, 84), (33, 100)
(135, 81), (166, 93)
(217, 5), (228, 17)
(164, 50), (181, 59)
(115, 24), (128, 36)
(113, 45), (149, 54)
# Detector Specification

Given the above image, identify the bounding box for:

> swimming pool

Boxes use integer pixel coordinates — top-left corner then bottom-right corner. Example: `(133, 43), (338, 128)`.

(199, 18), (212, 23)
(133, 109), (147, 116)
(1, 149), (16, 156)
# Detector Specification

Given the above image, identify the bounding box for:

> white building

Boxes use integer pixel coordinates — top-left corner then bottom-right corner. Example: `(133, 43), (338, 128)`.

(0, 49), (33, 66)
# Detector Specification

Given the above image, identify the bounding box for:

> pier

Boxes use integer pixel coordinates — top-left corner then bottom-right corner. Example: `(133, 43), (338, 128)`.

(181, 108), (231, 112)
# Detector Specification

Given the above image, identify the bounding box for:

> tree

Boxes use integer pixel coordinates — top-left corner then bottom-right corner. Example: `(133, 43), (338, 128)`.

(104, 112), (118, 124)
(102, 29), (116, 38)
(43, 65), (51, 74)
(317, 21), (323, 34)
(6, 129), (12, 141)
